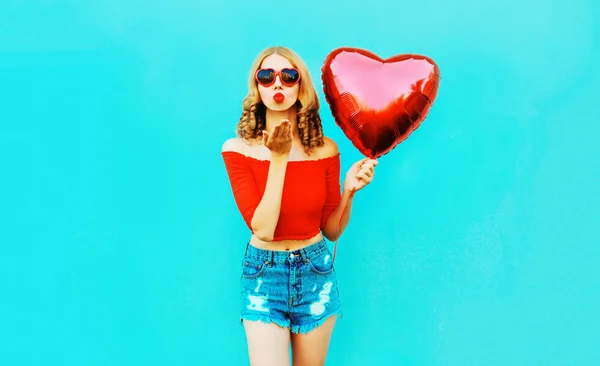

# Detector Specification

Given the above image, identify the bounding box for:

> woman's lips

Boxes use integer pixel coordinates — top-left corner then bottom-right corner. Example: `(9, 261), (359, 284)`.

(273, 93), (285, 103)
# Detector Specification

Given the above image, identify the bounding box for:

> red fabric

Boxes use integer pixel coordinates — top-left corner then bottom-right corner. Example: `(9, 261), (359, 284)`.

(222, 151), (341, 240)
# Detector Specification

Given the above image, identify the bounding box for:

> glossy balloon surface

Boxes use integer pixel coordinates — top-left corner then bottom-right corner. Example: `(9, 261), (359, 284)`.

(321, 47), (441, 158)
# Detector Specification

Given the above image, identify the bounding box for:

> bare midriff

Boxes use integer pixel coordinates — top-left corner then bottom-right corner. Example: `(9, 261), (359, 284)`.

(249, 232), (324, 252)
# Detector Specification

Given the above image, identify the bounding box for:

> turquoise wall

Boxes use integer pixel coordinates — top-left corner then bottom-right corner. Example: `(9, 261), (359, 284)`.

(1, 0), (598, 364)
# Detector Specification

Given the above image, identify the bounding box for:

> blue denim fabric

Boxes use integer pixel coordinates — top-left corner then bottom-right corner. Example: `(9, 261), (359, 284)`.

(239, 239), (343, 334)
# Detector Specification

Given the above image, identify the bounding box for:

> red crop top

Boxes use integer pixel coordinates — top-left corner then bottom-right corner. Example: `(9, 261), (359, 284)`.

(222, 151), (342, 241)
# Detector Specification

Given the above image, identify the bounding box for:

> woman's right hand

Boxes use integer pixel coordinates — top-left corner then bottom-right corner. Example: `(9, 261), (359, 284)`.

(262, 119), (292, 157)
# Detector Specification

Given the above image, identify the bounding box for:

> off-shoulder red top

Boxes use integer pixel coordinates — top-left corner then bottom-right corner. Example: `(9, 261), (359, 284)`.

(222, 151), (342, 241)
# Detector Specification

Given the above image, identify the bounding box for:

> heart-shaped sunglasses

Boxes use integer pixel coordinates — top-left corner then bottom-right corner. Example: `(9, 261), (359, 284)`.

(255, 68), (301, 87)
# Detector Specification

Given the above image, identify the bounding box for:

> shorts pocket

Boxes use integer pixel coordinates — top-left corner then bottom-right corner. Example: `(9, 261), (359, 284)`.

(308, 249), (334, 275)
(241, 256), (268, 279)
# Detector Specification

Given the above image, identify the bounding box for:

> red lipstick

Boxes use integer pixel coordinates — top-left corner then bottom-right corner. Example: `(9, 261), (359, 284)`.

(273, 93), (285, 103)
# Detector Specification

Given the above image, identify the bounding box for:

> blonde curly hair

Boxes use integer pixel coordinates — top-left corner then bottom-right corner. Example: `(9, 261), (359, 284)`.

(236, 46), (324, 154)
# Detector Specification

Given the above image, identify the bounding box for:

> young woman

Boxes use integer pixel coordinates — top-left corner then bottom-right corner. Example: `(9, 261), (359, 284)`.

(222, 46), (378, 366)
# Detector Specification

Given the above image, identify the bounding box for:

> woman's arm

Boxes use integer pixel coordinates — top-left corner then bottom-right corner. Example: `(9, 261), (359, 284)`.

(221, 150), (288, 241)
(250, 154), (288, 241)
(321, 155), (378, 241)
(221, 120), (293, 241)
(321, 187), (355, 242)
(251, 120), (293, 241)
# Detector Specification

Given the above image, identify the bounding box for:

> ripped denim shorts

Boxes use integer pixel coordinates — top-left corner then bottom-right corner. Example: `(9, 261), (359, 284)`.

(239, 238), (343, 334)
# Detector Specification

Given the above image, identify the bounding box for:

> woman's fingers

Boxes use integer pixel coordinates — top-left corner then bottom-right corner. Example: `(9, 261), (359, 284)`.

(272, 124), (281, 139)
(283, 120), (291, 139)
(360, 168), (374, 178)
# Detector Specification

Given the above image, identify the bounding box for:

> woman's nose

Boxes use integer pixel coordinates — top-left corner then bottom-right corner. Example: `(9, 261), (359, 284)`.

(273, 75), (283, 87)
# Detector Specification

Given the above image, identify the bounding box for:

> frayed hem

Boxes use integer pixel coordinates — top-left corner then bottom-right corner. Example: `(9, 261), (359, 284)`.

(290, 308), (343, 335)
(239, 314), (291, 330)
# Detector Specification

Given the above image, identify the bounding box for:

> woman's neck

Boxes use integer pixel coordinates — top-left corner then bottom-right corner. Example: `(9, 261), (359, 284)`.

(265, 106), (300, 139)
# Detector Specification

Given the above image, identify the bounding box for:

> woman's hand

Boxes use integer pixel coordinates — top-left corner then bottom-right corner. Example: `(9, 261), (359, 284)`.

(263, 119), (292, 157)
(344, 157), (378, 192)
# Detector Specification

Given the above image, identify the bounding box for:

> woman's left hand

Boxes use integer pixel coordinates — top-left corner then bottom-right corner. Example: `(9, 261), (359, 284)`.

(344, 158), (378, 192)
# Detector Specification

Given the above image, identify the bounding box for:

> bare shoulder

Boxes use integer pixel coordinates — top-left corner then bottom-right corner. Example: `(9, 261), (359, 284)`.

(221, 137), (245, 153)
(222, 136), (267, 159)
(313, 136), (339, 159)
(221, 136), (260, 153)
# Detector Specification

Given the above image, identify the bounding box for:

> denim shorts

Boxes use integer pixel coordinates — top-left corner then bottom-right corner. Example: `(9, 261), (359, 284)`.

(239, 239), (343, 334)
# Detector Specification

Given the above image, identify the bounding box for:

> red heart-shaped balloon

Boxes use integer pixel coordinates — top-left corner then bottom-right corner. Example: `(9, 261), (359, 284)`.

(321, 47), (441, 158)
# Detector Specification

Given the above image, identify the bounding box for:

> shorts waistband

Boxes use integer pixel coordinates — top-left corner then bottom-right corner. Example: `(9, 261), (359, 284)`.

(244, 239), (328, 264)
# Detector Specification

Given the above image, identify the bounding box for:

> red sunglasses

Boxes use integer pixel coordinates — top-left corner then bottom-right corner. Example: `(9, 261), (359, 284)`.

(255, 68), (301, 87)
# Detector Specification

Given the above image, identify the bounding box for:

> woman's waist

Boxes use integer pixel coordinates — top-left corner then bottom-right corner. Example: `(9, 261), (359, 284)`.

(249, 232), (323, 251)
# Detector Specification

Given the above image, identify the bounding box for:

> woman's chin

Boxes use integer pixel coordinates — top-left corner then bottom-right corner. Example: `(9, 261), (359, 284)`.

(264, 100), (295, 112)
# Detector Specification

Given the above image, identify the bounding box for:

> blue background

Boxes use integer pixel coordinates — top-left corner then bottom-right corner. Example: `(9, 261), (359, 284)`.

(1, 0), (599, 365)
